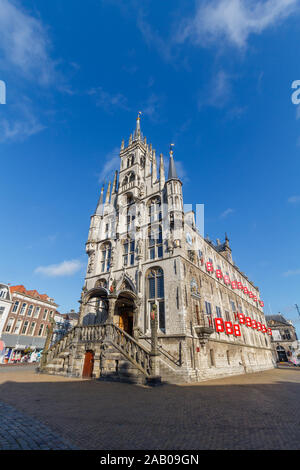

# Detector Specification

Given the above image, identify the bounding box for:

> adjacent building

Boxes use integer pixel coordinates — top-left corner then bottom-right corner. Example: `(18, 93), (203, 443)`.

(0, 283), (13, 360)
(52, 310), (79, 344)
(1, 285), (58, 363)
(43, 116), (274, 383)
(266, 314), (299, 363)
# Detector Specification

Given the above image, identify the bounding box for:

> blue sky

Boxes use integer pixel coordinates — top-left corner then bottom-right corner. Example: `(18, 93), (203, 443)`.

(1, 0), (300, 334)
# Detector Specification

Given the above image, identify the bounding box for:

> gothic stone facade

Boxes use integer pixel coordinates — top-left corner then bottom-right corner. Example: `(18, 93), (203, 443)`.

(43, 117), (274, 383)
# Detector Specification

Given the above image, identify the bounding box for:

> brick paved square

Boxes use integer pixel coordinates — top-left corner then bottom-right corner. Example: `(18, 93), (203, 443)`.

(0, 364), (299, 450)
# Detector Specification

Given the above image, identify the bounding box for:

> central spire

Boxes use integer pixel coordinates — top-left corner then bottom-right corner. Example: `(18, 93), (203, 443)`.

(133, 111), (142, 141)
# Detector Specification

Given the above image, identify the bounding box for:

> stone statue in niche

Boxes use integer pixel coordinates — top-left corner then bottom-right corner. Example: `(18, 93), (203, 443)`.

(136, 238), (143, 257)
(87, 252), (95, 273)
(139, 182), (145, 197)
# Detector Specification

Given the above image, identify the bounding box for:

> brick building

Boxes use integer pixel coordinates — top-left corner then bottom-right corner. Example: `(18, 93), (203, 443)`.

(43, 116), (274, 383)
(1, 285), (58, 363)
(0, 283), (13, 362)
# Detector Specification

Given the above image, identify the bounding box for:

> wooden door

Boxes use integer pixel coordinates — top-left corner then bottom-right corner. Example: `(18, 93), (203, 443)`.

(119, 313), (129, 333)
(82, 350), (94, 378)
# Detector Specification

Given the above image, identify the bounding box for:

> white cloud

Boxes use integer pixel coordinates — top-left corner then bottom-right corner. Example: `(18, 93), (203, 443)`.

(142, 93), (164, 122)
(199, 70), (233, 109)
(0, 0), (57, 84)
(137, 10), (172, 62)
(0, 99), (46, 142)
(220, 208), (235, 218)
(283, 269), (300, 277)
(175, 160), (190, 183)
(176, 0), (298, 49)
(88, 87), (129, 112)
(288, 195), (300, 204)
(35, 260), (83, 277)
(0, 115), (45, 142)
(98, 147), (120, 183)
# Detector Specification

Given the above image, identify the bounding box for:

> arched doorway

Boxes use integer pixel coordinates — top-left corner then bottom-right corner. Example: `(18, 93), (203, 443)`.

(82, 350), (94, 378)
(114, 292), (136, 337)
(276, 346), (288, 362)
(81, 287), (108, 326)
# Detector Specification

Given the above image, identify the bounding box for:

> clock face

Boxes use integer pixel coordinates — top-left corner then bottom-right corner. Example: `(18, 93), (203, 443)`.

(186, 232), (192, 245)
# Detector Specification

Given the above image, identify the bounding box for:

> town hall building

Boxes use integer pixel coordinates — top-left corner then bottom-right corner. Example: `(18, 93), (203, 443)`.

(42, 115), (275, 383)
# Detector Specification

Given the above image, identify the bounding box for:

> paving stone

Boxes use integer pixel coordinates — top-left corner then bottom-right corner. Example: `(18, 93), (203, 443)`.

(0, 400), (76, 450)
(0, 366), (299, 449)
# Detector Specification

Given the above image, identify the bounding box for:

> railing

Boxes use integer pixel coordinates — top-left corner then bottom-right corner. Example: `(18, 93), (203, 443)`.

(46, 326), (77, 361)
(194, 314), (214, 345)
(78, 324), (107, 342)
(109, 323), (152, 376)
(45, 322), (153, 377)
(142, 337), (183, 367)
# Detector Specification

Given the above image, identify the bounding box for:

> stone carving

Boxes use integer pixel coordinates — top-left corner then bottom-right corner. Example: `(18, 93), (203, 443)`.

(167, 235), (174, 253)
(109, 279), (117, 294)
(139, 182), (145, 197)
(95, 279), (107, 288)
(87, 252), (95, 273)
(190, 278), (200, 296)
(188, 250), (196, 263)
(136, 238), (143, 257)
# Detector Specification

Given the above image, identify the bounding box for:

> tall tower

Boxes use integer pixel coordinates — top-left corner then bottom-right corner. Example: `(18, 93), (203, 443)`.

(165, 144), (184, 244)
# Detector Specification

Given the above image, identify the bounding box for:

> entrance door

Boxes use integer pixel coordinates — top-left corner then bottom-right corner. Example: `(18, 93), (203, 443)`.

(82, 350), (94, 378)
(119, 311), (133, 336)
(277, 349), (288, 362)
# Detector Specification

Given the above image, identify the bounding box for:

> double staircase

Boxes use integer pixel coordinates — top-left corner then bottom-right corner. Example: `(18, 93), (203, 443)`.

(42, 322), (190, 384)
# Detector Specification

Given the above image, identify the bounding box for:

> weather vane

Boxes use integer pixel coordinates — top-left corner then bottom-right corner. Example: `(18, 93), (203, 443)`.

(170, 143), (174, 156)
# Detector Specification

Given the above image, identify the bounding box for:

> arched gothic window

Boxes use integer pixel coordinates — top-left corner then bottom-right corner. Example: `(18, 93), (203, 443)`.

(148, 196), (162, 223)
(126, 199), (136, 234)
(146, 268), (165, 332)
(127, 155), (134, 167)
(148, 225), (163, 260)
(123, 239), (135, 266)
(126, 193), (134, 205)
(100, 242), (111, 272)
(95, 299), (108, 324)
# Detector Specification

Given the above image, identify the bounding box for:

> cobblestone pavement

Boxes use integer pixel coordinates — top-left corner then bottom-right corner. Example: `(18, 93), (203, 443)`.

(0, 365), (300, 450)
(0, 400), (77, 450)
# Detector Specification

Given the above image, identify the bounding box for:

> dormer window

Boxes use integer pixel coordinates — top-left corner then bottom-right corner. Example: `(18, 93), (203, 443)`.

(0, 289), (7, 299)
